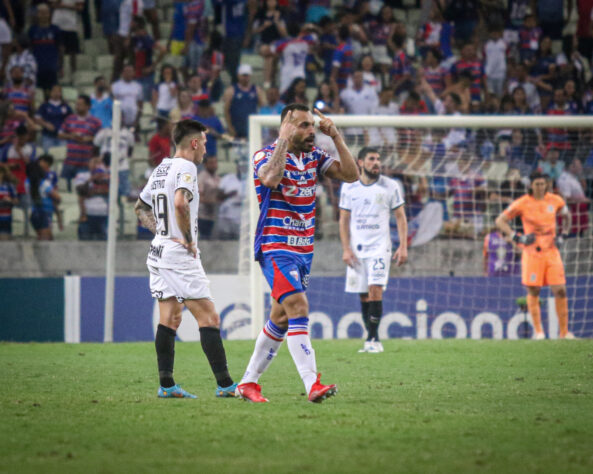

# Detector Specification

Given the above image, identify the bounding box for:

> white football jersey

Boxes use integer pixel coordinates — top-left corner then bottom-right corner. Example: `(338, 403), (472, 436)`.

(339, 176), (405, 258)
(140, 157), (200, 268)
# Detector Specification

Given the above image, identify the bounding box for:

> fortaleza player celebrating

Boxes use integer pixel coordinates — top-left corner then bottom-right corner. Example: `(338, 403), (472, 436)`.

(236, 104), (359, 403)
(134, 119), (237, 398)
(495, 171), (575, 340)
(339, 147), (408, 353)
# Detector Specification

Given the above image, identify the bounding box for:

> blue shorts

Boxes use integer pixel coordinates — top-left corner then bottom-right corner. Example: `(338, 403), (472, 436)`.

(260, 252), (312, 303)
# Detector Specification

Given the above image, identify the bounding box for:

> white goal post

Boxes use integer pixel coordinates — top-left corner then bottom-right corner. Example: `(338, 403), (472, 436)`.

(246, 114), (593, 339)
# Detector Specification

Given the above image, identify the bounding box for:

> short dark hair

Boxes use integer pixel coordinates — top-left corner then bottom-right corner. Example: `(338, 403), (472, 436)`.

(38, 154), (54, 166)
(16, 124), (28, 136)
(172, 118), (207, 146)
(447, 92), (462, 107)
(280, 103), (310, 122)
(358, 146), (379, 160)
(78, 94), (91, 107)
(530, 171), (549, 182)
(94, 75), (105, 84)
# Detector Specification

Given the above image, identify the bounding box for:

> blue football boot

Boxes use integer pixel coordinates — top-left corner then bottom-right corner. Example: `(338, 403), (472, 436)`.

(158, 384), (197, 399)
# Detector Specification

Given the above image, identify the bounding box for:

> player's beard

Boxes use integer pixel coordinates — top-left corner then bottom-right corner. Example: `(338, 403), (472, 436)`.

(363, 167), (380, 181)
(293, 134), (315, 153)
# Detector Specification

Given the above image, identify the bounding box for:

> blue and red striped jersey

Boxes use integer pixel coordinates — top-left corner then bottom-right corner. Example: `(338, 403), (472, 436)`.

(332, 41), (353, 90)
(390, 50), (411, 83)
(252, 143), (336, 260)
(3, 86), (33, 114)
(61, 114), (102, 167)
(450, 59), (485, 101)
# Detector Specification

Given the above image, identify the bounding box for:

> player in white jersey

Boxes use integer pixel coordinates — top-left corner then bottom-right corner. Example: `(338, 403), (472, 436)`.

(339, 147), (408, 353)
(134, 119), (237, 399)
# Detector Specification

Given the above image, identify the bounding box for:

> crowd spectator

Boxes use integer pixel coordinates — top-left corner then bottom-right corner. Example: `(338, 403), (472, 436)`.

(193, 98), (225, 157)
(197, 154), (220, 239)
(484, 27), (507, 98)
(58, 94), (102, 190)
(152, 64), (179, 118)
(113, 0), (144, 80)
(331, 25), (354, 92)
(0, 164), (17, 239)
(3, 65), (34, 115)
(182, 0), (208, 76)
(130, 15), (166, 102)
(0, 0), (15, 79)
(340, 69), (378, 143)
(90, 76), (114, 129)
(169, 87), (194, 123)
(313, 80), (340, 114)
(74, 154), (109, 240)
(5, 35), (37, 88)
(111, 64), (143, 129)
(197, 30), (224, 101)
(218, 0), (248, 83)
(29, 153), (60, 240)
(51, 0), (83, 82)
(274, 23), (316, 94)
(222, 63), (264, 139)
(35, 84), (72, 152)
(253, 0), (287, 88)
(280, 77), (307, 105)
(558, 157), (590, 235)
(93, 121), (135, 197)
(147, 117), (171, 171)
(28, 3), (61, 92)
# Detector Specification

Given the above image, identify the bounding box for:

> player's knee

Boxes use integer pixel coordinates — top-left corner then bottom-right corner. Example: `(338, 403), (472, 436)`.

(554, 287), (567, 298)
(527, 287), (540, 297)
(170, 310), (183, 329)
(282, 296), (309, 318)
(368, 286), (382, 300)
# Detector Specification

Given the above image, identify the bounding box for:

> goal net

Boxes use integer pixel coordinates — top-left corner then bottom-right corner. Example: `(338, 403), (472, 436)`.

(243, 114), (593, 340)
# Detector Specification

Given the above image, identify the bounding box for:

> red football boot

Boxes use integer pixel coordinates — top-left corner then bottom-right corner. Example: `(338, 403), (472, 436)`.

(236, 383), (269, 403)
(308, 373), (337, 403)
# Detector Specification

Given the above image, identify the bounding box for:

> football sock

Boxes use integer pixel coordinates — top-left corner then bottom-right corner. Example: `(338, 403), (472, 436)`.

(199, 327), (233, 388)
(286, 317), (317, 393)
(361, 300), (371, 339)
(367, 300), (383, 341)
(240, 320), (286, 385)
(527, 294), (544, 335)
(155, 324), (176, 388)
(555, 295), (569, 337)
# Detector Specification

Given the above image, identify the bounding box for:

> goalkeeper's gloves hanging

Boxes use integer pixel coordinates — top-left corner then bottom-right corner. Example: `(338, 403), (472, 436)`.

(512, 231), (536, 245)
(555, 232), (569, 247)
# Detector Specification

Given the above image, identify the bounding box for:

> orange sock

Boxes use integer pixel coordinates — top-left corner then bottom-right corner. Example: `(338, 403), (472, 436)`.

(555, 296), (569, 337)
(527, 294), (543, 335)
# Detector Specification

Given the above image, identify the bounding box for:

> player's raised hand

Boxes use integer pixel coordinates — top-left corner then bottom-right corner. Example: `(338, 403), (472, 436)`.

(173, 238), (197, 258)
(278, 110), (299, 142)
(314, 108), (339, 139)
(393, 246), (407, 266)
(342, 247), (358, 268)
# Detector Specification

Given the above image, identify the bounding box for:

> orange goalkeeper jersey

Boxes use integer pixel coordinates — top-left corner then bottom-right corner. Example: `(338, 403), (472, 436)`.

(502, 192), (566, 254)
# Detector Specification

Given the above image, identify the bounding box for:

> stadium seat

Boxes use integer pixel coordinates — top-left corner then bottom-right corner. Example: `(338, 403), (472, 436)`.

(95, 55), (114, 72)
(62, 86), (78, 102)
(76, 54), (94, 71)
(484, 161), (509, 181)
(162, 54), (184, 70)
(130, 156), (150, 181)
(83, 38), (109, 56)
(34, 88), (45, 105)
(73, 70), (97, 87)
(242, 54), (264, 70)
(217, 160), (235, 177)
(142, 102), (154, 116)
(306, 87), (317, 104)
(160, 22), (173, 41)
(48, 145), (67, 161)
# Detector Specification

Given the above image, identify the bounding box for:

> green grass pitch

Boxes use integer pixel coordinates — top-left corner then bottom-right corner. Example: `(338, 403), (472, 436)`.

(2, 340), (593, 473)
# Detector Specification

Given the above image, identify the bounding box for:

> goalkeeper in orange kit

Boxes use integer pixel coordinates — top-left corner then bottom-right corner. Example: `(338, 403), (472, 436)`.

(495, 171), (575, 339)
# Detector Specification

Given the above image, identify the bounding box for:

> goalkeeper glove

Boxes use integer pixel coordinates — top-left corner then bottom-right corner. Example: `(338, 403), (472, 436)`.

(512, 232), (536, 246)
(555, 233), (568, 247)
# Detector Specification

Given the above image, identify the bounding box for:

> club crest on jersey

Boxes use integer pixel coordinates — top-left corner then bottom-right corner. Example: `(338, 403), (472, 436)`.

(547, 205), (554, 213)
(254, 151), (267, 165)
(289, 270), (299, 282)
(375, 194), (385, 205)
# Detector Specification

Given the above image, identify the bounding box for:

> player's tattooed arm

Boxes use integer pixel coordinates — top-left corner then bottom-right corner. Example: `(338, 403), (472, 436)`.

(134, 198), (156, 234)
(173, 188), (197, 258)
(259, 111), (297, 188)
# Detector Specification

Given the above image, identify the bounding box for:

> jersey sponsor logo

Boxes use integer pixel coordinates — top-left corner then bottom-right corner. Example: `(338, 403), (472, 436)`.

(289, 269), (299, 281)
(155, 163), (171, 177)
(149, 244), (164, 259)
(547, 205), (554, 213)
(282, 216), (314, 229)
(356, 223), (380, 230)
(287, 235), (313, 246)
(284, 185), (315, 197)
(150, 179), (165, 190)
(254, 151), (266, 164)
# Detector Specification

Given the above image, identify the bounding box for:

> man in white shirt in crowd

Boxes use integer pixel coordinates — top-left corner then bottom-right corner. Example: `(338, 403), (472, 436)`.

(339, 69), (379, 144)
(111, 64), (143, 130)
(368, 86), (399, 149)
(51, 0), (83, 82)
(217, 160), (244, 240)
(339, 147), (408, 353)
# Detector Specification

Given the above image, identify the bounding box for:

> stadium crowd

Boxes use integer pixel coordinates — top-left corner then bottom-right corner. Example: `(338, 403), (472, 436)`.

(0, 0), (591, 243)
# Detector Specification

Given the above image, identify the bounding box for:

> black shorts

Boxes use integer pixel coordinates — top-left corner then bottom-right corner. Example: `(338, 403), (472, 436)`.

(61, 30), (80, 54)
(0, 219), (11, 234)
(30, 206), (50, 231)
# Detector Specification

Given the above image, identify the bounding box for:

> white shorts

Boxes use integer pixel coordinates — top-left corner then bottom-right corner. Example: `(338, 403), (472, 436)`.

(148, 263), (212, 302)
(345, 255), (391, 293)
(0, 19), (12, 45)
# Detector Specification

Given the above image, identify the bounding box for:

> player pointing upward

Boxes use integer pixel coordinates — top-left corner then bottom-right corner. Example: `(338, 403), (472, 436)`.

(135, 119), (237, 398)
(339, 147), (408, 353)
(236, 104), (359, 403)
(495, 171), (574, 339)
